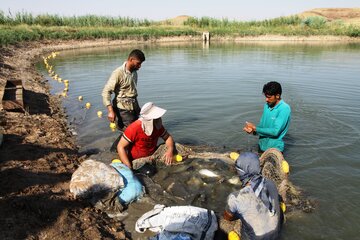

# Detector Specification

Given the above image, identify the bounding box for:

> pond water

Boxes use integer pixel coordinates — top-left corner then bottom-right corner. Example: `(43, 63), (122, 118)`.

(39, 41), (360, 239)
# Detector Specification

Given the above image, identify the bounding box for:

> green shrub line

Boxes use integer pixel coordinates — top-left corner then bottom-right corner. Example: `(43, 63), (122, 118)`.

(0, 11), (155, 27)
(0, 25), (200, 45)
(0, 12), (359, 46)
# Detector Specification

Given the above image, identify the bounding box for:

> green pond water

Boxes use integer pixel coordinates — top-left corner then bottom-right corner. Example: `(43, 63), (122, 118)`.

(39, 41), (360, 239)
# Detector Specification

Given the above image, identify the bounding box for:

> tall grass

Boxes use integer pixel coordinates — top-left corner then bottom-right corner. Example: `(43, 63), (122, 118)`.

(0, 25), (198, 45)
(0, 11), (155, 27)
(183, 16), (303, 28)
(0, 11), (359, 46)
(183, 15), (360, 37)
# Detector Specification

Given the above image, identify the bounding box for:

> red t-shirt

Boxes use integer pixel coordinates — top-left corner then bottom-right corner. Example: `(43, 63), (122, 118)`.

(122, 120), (168, 160)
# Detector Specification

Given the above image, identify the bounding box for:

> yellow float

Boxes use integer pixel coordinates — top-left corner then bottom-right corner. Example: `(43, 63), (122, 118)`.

(112, 159), (121, 163)
(228, 231), (240, 240)
(229, 152), (240, 161)
(281, 160), (290, 174)
(109, 122), (117, 131)
(280, 202), (286, 213)
(173, 154), (183, 162)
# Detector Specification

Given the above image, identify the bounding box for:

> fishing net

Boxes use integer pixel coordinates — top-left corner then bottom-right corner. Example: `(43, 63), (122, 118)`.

(132, 143), (194, 169)
(93, 143), (314, 237)
(260, 148), (315, 213)
(133, 144), (314, 213)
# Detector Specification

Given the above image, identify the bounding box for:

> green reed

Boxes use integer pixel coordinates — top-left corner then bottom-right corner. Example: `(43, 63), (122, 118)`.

(0, 25), (198, 45)
(0, 11), (359, 46)
(184, 16), (360, 37)
(0, 11), (155, 27)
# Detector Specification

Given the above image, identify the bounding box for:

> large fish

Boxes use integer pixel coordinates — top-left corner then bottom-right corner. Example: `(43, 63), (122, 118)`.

(199, 169), (219, 178)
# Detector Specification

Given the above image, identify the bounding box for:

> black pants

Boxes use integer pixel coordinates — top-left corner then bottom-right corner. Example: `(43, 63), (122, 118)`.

(117, 109), (138, 129)
(110, 107), (139, 152)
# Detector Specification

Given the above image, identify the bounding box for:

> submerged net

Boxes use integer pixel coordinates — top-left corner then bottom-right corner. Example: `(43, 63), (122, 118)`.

(132, 144), (314, 213)
(260, 148), (315, 213)
(93, 143), (314, 237)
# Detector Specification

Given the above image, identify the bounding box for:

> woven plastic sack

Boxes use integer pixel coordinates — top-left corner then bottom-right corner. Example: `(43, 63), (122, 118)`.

(70, 159), (124, 198)
(150, 231), (192, 240)
(136, 204), (218, 240)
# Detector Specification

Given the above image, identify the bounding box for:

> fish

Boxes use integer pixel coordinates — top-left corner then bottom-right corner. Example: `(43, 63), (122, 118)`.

(227, 176), (241, 185)
(199, 169), (219, 178)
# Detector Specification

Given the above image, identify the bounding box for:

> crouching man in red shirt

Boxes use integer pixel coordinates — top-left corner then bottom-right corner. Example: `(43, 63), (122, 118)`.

(117, 102), (175, 170)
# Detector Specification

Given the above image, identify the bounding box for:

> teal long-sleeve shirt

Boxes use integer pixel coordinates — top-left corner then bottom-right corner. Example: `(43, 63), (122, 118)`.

(256, 100), (291, 152)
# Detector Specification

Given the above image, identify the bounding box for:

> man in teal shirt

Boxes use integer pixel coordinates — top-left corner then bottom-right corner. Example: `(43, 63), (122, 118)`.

(244, 81), (291, 152)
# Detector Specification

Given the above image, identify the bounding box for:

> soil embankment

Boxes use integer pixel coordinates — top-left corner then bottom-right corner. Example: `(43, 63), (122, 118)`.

(298, 8), (360, 25)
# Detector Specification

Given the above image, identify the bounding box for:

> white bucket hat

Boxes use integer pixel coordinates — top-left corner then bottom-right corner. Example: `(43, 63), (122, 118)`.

(140, 102), (166, 120)
(139, 102), (166, 136)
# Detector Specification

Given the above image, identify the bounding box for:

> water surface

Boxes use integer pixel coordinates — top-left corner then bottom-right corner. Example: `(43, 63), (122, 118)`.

(40, 41), (360, 239)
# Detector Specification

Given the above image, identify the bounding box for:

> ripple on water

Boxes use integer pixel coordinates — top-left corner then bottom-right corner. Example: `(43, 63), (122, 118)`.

(288, 109), (360, 150)
(38, 43), (360, 239)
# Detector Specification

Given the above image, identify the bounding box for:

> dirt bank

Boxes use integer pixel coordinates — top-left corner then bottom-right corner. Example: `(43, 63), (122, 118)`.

(0, 40), (138, 240)
(0, 36), (358, 239)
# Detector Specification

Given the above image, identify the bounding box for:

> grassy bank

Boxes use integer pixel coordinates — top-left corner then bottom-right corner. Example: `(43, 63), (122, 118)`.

(0, 25), (198, 45)
(184, 16), (360, 37)
(1, 12), (359, 45)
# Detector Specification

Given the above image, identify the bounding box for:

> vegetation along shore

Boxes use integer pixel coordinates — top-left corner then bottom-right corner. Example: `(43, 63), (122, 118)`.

(1, 8), (360, 45)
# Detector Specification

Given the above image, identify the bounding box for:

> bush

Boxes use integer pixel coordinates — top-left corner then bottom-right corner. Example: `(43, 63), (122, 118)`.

(346, 26), (360, 37)
(302, 16), (327, 29)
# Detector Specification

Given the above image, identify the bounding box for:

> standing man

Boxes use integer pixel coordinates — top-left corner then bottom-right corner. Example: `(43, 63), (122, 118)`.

(243, 81), (291, 152)
(102, 49), (145, 130)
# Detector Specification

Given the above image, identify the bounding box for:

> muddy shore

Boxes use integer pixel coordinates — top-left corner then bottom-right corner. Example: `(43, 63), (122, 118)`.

(0, 39), (143, 240)
(0, 35), (359, 239)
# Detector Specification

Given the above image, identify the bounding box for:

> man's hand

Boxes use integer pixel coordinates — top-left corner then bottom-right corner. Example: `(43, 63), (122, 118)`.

(243, 121), (256, 134)
(163, 149), (173, 165)
(163, 135), (175, 165)
(107, 105), (116, 122)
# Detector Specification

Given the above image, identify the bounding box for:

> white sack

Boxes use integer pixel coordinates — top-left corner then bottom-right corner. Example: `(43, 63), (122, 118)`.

(135, 204), (218, 240)
(70, 159), (124, 198)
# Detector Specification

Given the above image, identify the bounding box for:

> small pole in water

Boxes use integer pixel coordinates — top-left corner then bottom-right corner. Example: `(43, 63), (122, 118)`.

(202, 32), (210, 43)
(202, 32), (210, 49)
